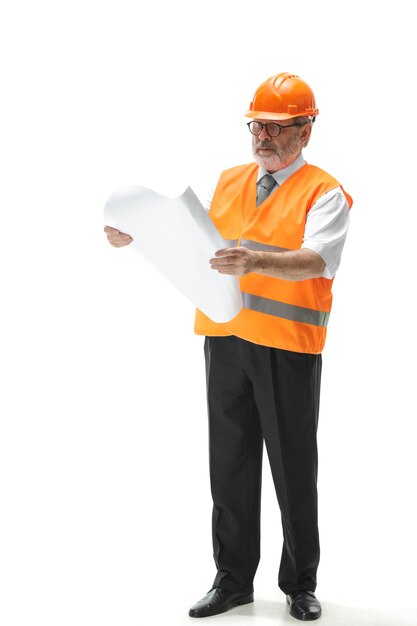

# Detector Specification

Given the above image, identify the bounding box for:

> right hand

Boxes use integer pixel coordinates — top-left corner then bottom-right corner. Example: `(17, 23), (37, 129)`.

(104, 225), (133, 247)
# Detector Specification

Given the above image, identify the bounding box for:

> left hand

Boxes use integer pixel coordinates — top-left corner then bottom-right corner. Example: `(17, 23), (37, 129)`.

(209, 246), (258, 276)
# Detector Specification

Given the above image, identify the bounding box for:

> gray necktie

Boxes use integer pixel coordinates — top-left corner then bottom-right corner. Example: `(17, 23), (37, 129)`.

(256, 174), (277, 207)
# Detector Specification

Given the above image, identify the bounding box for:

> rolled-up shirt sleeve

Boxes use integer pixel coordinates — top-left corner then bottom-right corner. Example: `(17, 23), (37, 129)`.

(301, 186), (350, 279)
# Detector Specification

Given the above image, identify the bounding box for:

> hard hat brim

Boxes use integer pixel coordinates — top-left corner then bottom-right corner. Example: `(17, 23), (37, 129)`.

(245, 109), (319, 121)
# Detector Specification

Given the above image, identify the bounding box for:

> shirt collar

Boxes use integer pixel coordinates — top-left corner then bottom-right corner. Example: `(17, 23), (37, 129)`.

(256, 152), (306, 186)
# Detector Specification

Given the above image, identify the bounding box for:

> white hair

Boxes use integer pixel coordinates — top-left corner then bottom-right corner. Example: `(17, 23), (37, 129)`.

(294, 115), (315, 147)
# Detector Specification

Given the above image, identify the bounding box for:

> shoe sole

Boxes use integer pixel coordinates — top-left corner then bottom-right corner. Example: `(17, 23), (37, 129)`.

(189, 592), (254, 618)
(286, 596), (322, 621)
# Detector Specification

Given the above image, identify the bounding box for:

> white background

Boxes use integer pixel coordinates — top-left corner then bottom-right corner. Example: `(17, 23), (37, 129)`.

(1, 1), (417, 625)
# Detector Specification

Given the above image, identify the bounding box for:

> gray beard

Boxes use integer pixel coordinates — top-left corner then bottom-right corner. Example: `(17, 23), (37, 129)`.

(253, 134), (302, 170)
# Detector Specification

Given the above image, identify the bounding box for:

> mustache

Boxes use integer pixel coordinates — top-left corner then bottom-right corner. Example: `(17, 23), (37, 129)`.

(255, 142), (277, 152)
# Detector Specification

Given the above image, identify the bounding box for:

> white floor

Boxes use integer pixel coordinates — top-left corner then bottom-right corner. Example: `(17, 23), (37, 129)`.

(181, 595), (417, 626)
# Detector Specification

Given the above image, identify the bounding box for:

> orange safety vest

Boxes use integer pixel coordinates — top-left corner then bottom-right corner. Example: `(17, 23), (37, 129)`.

(194, 162), (353, 354)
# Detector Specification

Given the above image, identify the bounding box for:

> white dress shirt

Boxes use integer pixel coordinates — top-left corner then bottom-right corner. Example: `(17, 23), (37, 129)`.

(204, 153), (350, 279)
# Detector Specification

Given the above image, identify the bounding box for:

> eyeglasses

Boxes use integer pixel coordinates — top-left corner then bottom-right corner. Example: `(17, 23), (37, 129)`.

(247, 120), (306, 138)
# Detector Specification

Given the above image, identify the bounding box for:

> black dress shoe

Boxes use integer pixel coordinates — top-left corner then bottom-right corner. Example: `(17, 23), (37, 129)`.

(189, 586), (254, 617)
(286, 590), (322, 621)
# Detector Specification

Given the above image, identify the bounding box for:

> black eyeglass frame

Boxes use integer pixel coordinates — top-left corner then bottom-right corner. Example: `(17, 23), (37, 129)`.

(246, 120), (307, 138)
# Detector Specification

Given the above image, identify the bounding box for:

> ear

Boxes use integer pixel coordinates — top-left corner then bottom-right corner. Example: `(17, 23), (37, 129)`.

(300, 123), (312, 146)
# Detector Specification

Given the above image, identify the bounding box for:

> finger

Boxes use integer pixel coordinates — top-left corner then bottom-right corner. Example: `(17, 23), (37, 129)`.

(216, 268), (241, 275)
(214, 248), (240, 256)
(107, 236), (131, 246)
(112, 240), (132, 247)
(108, 234), (133, 242)
(210, 256), (232, 265)
(104, 226), (133, 240)
(211, 262), (236, 270)
(210, 255), (236, 263)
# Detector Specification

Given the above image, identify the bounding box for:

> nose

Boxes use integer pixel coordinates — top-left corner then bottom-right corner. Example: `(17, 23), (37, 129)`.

(258, 125), (271, 140)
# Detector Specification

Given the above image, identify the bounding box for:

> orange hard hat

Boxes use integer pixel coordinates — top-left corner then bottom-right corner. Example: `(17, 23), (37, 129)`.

(245, 72), (319, 121)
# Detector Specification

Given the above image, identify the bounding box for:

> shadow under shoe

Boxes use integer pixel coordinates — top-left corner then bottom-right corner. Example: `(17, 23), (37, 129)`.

(189, 586), (254, 618)
(286, 590), (322, 621)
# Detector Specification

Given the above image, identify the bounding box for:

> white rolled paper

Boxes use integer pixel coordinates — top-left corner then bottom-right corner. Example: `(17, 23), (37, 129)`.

(104, 185), (243, 323)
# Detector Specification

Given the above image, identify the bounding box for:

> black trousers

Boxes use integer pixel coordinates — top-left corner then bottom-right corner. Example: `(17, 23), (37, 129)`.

(203, 335), (322, 595)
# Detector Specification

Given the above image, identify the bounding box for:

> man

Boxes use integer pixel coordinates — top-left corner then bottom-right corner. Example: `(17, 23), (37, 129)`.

(104, 72), (352, 622)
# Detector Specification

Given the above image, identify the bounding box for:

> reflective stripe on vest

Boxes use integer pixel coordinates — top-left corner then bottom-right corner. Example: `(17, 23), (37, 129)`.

(232, 238), (290, 253)
(242, 292), (330, 327)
